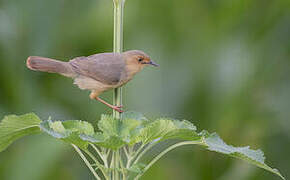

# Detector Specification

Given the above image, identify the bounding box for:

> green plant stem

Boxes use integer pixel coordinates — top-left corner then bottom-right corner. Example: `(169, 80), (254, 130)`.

(123, 146), (129, 158)
(106, 149), (111, 158)
(112, 151), (119, 180)
(120, 147), (127, 179)
(114, 151), (118, 179)
(132, 142), (157, 166)
(126, 143), (145, 168)
(84, 149), (109, 179)
(113, 0), (125, 119)
(91, 144), (109, 168)
(112, 0), (125, 178)
(134, 141), (204, 180)
(72, 144), (101, 180)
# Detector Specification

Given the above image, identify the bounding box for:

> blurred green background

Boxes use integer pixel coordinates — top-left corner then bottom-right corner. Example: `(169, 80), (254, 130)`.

(0, 0), (289, 179)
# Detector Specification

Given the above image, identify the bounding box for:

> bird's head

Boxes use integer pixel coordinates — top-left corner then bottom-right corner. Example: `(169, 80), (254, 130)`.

(123, 50), (158, 76)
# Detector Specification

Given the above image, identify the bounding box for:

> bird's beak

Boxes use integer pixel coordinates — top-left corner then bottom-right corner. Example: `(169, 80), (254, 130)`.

(148, 60), (159, 67)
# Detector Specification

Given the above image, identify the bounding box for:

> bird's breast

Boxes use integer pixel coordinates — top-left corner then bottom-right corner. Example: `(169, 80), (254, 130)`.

(125, 64), (143, 79)
(73, 76), (114, 91)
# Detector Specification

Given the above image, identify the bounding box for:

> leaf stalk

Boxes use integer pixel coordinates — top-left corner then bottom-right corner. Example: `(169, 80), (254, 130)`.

(72, 144), (101, 180)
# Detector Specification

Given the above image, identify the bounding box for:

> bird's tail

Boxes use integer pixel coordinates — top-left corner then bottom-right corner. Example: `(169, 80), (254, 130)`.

(26, 56), (74, 77)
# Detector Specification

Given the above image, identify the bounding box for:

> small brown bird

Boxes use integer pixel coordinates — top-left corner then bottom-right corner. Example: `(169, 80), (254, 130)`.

(26, 50), (158, 112)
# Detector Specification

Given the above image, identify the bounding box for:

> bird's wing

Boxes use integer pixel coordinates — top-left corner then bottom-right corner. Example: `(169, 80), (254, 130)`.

(69, 53), (126, 85)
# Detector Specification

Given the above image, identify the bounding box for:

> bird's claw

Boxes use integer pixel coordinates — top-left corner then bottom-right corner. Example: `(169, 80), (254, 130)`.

(112, 105), (124, 113)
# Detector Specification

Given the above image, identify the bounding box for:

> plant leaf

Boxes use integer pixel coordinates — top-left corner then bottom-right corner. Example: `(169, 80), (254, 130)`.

(79, 115), (143, 149)
(161, 120), (199, 141)
(40, 120), (94, 149)
(202, 133), (285, 180)
(62, 120), (95, 135)
(98, 115), (142, 143)
(134, 118), (199, 144)
(79, 113), (150, 149)
(80, 133), (126, 150)
(0, 113), (41, 152)
(121, 111), (147, 121)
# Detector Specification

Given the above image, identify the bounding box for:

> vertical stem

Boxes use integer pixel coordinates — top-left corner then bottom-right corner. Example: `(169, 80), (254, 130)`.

(112, 1), (125, 179)
(112, 150), (121, 180)
(113, 0), (125, 119)
(112, 151), (117, 179)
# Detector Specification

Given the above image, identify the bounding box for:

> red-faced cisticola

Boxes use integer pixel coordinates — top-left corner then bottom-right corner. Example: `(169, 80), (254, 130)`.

(26, 50), (158, 112)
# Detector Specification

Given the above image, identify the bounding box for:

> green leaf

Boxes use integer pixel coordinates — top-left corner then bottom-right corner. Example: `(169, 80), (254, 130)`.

(134, 119), (175, 143)
(40, 121), (66, 138)
(126, 116), (284, 180)
(62, 120), (94, 135)
(99, 115), (142, 143)
(161, 120), (199, 141)
(80, 132), (105, 143)
(134, 118), (199, 144)
(0, 113), (41, 152)
(80, 133), (126, 150)
(79, 113), (151, 149)
(203, 133), (285, 180)
(121, 111), (147, 121)
(80, 114), (143, 149)
(40, 120), (94, 149)
(34, 112), (284, 179)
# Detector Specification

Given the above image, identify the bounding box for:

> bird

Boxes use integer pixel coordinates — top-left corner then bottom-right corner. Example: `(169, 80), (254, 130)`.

(26, 50), (159, 113)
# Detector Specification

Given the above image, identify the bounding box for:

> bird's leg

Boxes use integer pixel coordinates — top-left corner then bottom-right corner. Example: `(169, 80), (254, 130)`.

(90, 93), (123, 112)
(96, 97), (124, 113)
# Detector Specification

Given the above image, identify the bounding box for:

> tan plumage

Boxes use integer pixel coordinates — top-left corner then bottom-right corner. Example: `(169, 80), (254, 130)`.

(26, 50), (158, 112)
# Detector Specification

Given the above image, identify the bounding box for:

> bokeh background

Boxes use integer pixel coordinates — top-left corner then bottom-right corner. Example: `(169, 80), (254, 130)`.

(0, 0), (289, 179)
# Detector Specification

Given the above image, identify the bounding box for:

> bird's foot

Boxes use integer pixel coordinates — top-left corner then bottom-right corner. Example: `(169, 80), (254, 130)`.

(111, 105), (124, 113)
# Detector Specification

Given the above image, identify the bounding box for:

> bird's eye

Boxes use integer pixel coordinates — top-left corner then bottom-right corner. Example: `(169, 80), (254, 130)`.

(138, 58), (143, 62)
